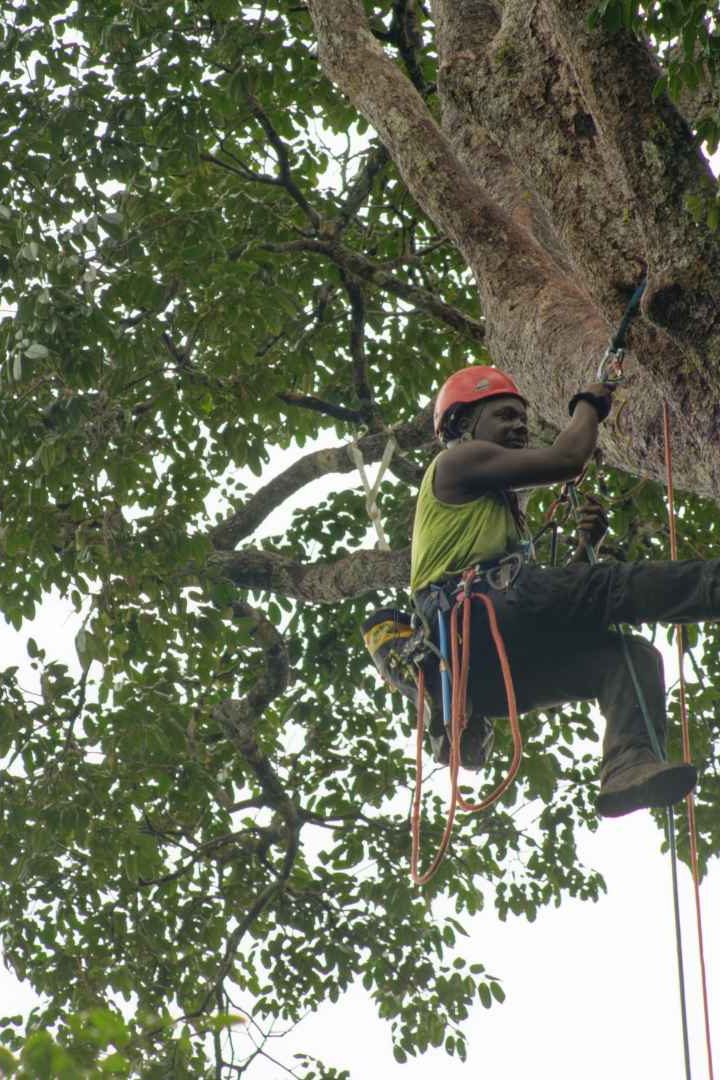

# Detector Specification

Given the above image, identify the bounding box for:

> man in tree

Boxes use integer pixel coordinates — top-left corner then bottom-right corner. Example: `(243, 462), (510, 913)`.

(411, 364), (705, 817)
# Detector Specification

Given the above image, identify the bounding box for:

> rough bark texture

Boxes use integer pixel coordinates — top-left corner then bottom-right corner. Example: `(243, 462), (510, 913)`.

(307, 0), (720, 503)
(211, 545), (411, 602)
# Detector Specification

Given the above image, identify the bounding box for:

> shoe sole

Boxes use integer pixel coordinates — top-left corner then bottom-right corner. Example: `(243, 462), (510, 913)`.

(597, 762), (697, 818)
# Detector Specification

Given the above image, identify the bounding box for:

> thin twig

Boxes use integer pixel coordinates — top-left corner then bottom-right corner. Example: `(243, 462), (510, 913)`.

(336, 143), (390, 233)
(277, 392), (365, 424)
(258, 238), (485, 341)
(246, 92), (321, 230)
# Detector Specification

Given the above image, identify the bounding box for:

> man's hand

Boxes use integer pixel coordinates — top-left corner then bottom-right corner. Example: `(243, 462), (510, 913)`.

(569, 382), (616, 423)
(582, 382), (615, 402)
(571, 495), (608, 561)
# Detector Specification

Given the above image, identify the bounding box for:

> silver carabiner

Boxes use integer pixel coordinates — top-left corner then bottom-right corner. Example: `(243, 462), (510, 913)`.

(597, 346), (625, 385)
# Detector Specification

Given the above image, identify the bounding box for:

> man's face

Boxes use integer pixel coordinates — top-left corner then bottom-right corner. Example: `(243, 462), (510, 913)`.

(467, 395), (528, 448)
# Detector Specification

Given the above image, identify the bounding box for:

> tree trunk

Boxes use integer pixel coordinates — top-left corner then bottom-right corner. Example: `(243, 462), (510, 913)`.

(308, 0), (720, 500)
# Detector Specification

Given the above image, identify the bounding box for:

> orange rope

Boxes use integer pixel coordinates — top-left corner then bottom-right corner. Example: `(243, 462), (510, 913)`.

(663, 401), (715, 1080)
(453, 590), (523, 813)
(410, 575), (523, 886)
(410, 667), (460, 886)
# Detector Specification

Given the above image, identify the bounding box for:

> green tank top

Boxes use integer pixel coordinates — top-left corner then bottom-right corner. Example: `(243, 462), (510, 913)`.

(410, 457), (521, 593)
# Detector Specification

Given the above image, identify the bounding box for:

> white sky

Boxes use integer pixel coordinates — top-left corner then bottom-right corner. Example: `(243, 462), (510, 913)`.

(0, 446), (717, 1079)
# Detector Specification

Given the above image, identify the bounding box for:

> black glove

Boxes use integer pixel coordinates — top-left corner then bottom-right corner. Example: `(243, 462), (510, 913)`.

(568, 391), (611, 423)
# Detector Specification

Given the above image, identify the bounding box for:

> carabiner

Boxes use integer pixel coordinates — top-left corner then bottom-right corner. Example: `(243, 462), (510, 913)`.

(597, 345), (625, 385)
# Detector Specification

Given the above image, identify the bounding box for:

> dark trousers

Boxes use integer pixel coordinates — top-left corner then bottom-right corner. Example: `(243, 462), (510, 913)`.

(416, 558), (720, 777)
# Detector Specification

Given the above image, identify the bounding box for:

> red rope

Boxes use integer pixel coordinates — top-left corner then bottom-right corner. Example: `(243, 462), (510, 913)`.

(410, 667), (460, 886)
(410, 575), (523, 886)
(454, 589), (523, 813)
(663, 401), (715, 1080)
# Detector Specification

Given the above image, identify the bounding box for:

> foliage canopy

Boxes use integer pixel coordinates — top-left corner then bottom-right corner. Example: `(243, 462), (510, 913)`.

(0, 1), (719, 1076)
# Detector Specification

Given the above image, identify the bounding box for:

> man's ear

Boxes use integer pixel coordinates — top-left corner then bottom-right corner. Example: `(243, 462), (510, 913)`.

(456, 403), (480, 439)
(454, 407), (472, 437)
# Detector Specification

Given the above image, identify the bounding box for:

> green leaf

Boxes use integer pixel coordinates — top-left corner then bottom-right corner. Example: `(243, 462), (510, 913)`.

(24, 343), (49, 360)
(0, 1046), (17, 1074)
(100, 1051), (131, 1074)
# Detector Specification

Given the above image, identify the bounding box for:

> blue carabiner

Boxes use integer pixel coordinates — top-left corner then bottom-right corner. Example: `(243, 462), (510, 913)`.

(436, 608), (453, 726)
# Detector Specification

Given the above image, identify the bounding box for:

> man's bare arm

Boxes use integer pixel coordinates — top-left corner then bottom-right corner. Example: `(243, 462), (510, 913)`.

(435, 384), (612, 500)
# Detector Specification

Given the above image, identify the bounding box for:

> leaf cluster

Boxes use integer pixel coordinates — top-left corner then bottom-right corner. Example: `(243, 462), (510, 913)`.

(591, 1), (720, 226)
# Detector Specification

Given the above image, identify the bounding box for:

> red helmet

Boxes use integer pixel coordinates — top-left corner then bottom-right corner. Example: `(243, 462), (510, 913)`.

(433, 365), (525, 439)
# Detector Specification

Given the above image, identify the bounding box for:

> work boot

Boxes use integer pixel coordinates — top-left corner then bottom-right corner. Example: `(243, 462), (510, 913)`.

(361, 608), (450, 763)
(597, 748), (697, 818)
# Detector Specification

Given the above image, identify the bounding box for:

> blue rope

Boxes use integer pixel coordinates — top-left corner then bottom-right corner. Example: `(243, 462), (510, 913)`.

(610, 279), (647, 353)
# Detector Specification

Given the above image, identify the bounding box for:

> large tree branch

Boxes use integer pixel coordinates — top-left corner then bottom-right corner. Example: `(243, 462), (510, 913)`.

(667, 46), (720, 130)
(307, 0), (561, 297)
(209, 406), (433, 551)
(209, 545), (411, 602)
(543, 1), (720, 364)
(432, 0), (646, 313)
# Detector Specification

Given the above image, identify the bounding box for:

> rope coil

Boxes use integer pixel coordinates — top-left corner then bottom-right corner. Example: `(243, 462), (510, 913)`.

(410, 576), (522, 886)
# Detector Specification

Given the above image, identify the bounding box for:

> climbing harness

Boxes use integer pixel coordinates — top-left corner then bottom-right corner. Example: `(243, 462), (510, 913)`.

(349, 434), (397, 550)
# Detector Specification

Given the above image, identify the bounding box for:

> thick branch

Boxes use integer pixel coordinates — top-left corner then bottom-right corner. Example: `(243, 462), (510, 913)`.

(668, 48), (720, 130)
(543, 1), (720, 363)
(307, 0), (561, 297)
(209, 406), (433, 550)
(210, 545), (411, 602)
(309, 0), (720, 495)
